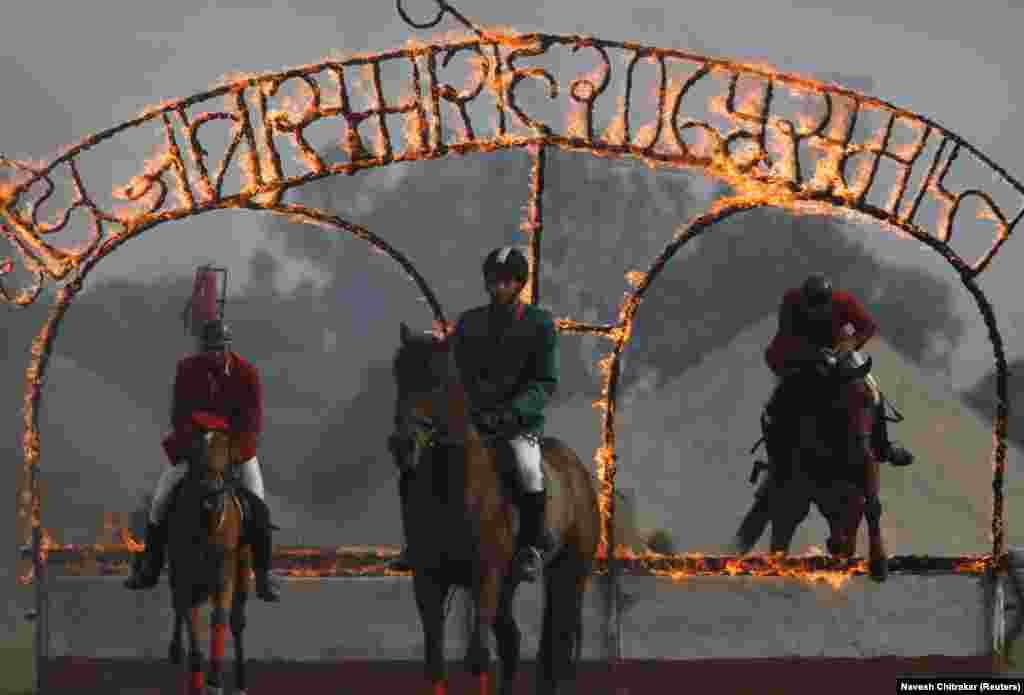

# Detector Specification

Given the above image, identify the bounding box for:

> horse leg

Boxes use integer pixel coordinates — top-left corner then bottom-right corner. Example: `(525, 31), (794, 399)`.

(852, 434), (887, 582)
(769, 485), (811, 555)
(821, 483), (863, 558)
(492, 578), (521, 695)
(848, 391), (887, 581)
(184, 606), (204, 694)
(230, 588), (249, 695)
(733, 482), (777, 554)
(169, 609), (184, 665)
(536, 555), (584, 695)
(414, 571), (451, 694)
(466, 569), (500, 695)
(205, 583), (231, 695)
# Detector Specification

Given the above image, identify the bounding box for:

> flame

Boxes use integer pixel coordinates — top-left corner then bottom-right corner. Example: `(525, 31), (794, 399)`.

(32, 539), (993, 587)
(954, 556), (990, 574)
(625, 270), (646, 289)
(7, 25), (1016, 587)
(597, 95), (629, 147)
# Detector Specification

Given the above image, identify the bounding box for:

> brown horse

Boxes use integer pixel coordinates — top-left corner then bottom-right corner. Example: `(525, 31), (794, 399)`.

(167, 421), (254, 694)
(391, 323), (601, 695)
(733, 357), (887, 581)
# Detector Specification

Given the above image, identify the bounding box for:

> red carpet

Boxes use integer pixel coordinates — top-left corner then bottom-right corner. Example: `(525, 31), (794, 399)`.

(43, 656), (996, 694)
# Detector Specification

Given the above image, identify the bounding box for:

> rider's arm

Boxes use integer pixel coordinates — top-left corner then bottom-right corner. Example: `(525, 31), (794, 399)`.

(507, 312), (558, 422)
(170, 360), (192, 434)
(235, 361), (263, 452)
(833, 291), (877, 353)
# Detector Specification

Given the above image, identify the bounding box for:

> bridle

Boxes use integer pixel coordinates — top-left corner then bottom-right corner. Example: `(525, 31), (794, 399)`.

(187, 429), (240, 534)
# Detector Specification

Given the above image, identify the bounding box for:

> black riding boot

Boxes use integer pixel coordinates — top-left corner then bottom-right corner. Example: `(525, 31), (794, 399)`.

(124, 520), (167, 590)
(873, 402), (914, 467)
(242, 493), (281, 602)
(251, 522), (281, 602)
(387, 470), (414, 571)
(515, 490), (550, 583)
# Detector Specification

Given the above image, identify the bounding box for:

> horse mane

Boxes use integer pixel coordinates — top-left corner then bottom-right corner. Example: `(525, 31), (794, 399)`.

(393, 330), (449, 395)
(205, 431), (233, 476)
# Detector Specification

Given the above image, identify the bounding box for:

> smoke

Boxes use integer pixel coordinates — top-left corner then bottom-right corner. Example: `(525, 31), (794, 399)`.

(0, 129), (972, 557)
(962, 357), (1024, 449)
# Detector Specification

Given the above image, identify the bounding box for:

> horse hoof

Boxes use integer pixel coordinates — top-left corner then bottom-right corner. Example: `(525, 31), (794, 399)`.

(204, 684), (224, 695)
(168, 644), (182, 665)
(869, 556), (888, 582)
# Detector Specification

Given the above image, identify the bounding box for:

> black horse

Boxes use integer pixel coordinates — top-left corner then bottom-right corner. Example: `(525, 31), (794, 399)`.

(733, 351), (890, 581)
(166, 423), (253, 694)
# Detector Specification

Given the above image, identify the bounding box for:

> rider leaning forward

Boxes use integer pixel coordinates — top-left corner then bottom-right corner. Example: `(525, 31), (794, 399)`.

(764, 274), (912, 556)
(125, 318), (282, 602)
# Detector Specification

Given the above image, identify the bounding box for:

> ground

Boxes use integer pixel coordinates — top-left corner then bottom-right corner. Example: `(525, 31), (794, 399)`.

(8, 655), (1001, 694)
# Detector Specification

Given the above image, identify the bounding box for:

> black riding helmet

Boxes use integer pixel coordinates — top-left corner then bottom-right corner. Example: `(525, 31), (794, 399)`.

(800, 273), (833, 307)
(482, 246), (529, 284)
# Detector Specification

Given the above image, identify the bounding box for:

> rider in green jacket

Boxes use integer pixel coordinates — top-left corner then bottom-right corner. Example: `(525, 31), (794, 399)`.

(390, 246), (558, 582)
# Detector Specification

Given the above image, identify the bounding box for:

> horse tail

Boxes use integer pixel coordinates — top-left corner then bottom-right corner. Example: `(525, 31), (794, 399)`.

(442, 582), (457, 622)
(573, 582), (584, 673)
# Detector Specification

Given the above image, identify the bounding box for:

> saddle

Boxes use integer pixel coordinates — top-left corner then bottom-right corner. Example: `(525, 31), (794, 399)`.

(168, 463), (261, 540)
(421, 435), (546, 504)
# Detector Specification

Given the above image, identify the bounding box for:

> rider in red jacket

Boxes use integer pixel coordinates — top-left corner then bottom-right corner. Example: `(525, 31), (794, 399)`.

(125, 319), (281, 601)
(764, 274), (885, 566)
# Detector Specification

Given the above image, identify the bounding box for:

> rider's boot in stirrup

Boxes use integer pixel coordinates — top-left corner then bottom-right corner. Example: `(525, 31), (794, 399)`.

(251, 522), (282, 602)
(514, 490), (551, 583)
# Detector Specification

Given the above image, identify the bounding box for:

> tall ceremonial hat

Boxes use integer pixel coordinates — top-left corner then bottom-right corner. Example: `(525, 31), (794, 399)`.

(182, 264), (229, 338)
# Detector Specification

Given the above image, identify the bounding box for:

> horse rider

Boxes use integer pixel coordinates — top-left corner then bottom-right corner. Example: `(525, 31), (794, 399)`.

(124, 318), (281, 602)
(761, 274), (912, 544)
(390, 246), (558, 583)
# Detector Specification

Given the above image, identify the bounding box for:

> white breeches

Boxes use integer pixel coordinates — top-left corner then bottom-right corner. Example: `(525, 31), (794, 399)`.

(509, 436), (544, 493)
(150, 456), (265, 523)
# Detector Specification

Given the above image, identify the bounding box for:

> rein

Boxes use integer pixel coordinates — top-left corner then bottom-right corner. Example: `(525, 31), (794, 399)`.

(398, 418), (522, 449)
(187, 443), (242, 534)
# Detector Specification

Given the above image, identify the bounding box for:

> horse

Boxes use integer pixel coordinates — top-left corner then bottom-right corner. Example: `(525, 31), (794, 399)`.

(391, 322), (602, 695)
(166, 416), (254, 694)
(733, 352), (888, 581)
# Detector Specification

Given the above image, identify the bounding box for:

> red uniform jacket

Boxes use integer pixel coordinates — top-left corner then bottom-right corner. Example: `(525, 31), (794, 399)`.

(160, 351), (262, 465)
(765, 288), (877, 376)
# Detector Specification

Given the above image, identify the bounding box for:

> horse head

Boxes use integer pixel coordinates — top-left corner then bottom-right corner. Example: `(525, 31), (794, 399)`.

(390, 323), (453, 466)
(189, 411), (233, 480)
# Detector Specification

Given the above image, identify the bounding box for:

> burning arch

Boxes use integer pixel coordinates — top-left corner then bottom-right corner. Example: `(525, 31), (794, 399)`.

(2, 0), (1020, 665)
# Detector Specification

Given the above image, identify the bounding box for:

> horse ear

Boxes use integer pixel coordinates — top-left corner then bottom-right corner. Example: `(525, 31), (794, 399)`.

(400, 322), (412, 344)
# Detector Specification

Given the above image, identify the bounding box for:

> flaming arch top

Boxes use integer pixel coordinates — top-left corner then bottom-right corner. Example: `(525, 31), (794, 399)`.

(3, 0), (1019, 582)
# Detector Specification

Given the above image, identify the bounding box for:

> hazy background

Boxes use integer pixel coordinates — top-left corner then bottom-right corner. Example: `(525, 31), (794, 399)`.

(3, 0), (1024, 637)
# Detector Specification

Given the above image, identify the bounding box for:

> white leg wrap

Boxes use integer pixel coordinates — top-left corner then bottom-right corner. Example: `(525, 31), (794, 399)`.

(509, 437), (544, 493)
(237, 457), (265, 500)
(150, 463), (188, 524)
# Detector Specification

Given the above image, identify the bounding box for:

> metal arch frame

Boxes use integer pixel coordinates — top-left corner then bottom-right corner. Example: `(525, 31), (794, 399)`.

(1, 0), (1019, 684)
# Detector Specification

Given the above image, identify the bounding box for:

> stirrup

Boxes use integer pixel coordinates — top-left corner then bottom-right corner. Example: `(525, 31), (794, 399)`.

(254, 573), (281, 602)
(887, 445), (914, 467)
(514, 546), (544, 583)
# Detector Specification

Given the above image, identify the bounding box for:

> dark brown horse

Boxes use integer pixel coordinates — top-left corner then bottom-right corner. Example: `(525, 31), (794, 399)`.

(167, 421), (254, 694)
(733, 357), (888, 581)
(391, 323), (601, 695)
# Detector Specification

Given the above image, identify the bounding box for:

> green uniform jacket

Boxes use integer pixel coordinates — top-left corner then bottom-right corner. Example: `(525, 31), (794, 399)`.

(452, 301), (559, 437)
